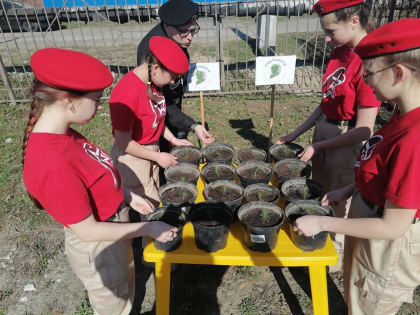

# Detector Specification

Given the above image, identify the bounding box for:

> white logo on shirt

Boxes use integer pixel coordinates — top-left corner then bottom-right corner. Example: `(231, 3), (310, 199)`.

(322, 67), (346, 99)
(150, 94), (166, 128)
(360, 135), (383, 161)
(83, 143), (120, 189)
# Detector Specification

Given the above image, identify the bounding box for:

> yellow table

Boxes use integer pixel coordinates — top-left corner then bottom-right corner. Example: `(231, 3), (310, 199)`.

(144, 175), (338, 315)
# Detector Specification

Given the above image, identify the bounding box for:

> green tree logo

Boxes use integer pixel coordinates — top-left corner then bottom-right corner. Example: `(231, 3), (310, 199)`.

(196, 70), (205, 85)
(270, 64), (280, 79)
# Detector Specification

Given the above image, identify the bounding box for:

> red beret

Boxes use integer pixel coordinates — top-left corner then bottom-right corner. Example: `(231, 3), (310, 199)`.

(313, 0), (364, 16)
(355, 18), (420, 59)
(149, 36), (189, 75)
(30, 48), (113, 92)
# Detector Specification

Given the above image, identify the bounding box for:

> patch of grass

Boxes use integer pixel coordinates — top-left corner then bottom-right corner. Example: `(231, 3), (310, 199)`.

(235, 266), (256, 279)
(74, 292), (94, 315)
(0, 289), (13, 301)
(237, 297), (260, 315)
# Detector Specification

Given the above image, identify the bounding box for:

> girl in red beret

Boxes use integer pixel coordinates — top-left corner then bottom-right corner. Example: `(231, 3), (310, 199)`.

(23, 48), (177, 315)
(109, 36), (192, 209)
(293, 17), (420, 315)
(275, 0), (381, 270)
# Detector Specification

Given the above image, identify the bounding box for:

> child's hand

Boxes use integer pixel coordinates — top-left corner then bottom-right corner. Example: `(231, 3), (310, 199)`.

(146, 222), (178, 242)
(129, 193), (155, 214)
(170, 138), (193, 147)
(292, 215), (323, 237)
(276, 133), (296, 144)
(298, 144), (317, 162)
(194, 125), (215, 144)
(156, 152), (177, 168)
(321, 186), (353, 206)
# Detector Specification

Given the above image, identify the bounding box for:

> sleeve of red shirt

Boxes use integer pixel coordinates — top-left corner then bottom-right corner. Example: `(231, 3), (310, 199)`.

(39, 169), (92, 226)
(384, 140), (420, 209)
(354, 75), (381, 108)
(110, 102), (136, 132)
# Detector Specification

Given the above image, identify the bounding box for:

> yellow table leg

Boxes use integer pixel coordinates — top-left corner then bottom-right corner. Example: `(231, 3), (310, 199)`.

(309, 265), (329, 315)
(155, 262), (171, 315)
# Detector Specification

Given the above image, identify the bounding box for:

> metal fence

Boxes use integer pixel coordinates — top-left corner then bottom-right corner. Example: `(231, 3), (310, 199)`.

(0, 0), (419, 104)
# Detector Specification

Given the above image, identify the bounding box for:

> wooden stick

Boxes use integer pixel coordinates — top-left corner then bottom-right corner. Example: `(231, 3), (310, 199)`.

(267, 85), (275, 162)
(200, 91), (206, 148)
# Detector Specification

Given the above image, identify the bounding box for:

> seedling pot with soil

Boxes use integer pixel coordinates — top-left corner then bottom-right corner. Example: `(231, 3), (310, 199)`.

(203, 180), (244, 213)
(203, 143), (235, 164)
(146, 206), (187, 252)
(201, 162), (236, 184)
(237, 201), (285, 252)
(281, 178), (323, 205)
(244, 183), (280, 205)
(158, 182), (198, 216)
(170, 145), (202, 165)
(273, 158), (311, 188)
(285, 200), (334, 251)
(189, 202), (233, 252)
(237, 147), (267, 163)
(236, 161), (273, 188)
(269, 143), (304, 162)
(164, 163), (200, 185)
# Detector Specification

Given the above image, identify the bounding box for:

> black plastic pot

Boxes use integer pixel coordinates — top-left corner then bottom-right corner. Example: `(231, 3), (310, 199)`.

(170, 145), (202, 165)
(243, 183), (280, 205)
(201, 162), (236, 184)
(281, 178), (323, 205)
(189, 202), (233, 252)
(285, 200), (334, 251)
(158, 182), (198, 216)
(269, 143), (304, 162)
(237, 147), (267, 163)
(146, 207), (187, 252)
(203, 180), (244, 212)
(237, 201), (285, 252)
(164, 163), (200, 185)
(273, 158), (311, 188)
(236, 161), (273, 188)
(203, 143), (235, 164)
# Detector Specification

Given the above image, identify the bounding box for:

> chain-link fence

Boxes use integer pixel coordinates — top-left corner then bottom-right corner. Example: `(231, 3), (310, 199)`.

(0, 0), (419, 104)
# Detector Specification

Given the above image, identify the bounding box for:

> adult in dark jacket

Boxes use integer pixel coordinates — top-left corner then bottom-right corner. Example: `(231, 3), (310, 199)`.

(137, 0), (214, 155)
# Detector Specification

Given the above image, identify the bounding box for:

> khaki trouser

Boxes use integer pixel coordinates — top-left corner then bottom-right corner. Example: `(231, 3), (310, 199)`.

(344, 191), (420, 315)
(312, 116), (362, 252)
(110, 142), (160, 208)
(64, 206), (135, 315)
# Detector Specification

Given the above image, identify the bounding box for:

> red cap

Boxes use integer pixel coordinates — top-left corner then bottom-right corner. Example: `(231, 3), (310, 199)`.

(313, 0), (364, 16)
(355, 18), (420, 59)
(30, 48), (113, 91)
(149, 36), (189, 75)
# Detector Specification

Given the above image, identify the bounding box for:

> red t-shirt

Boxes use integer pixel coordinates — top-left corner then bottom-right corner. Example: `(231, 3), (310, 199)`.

(354, 107), (420, 218)
(321, 46), (381, 120)
(110, 70), (166, 144)
(23, 129), (124, 226)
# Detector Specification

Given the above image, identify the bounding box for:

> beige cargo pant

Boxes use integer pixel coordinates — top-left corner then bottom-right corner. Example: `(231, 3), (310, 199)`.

(344, 191), (420, 315)
(64, 206), (135, 315)
(110, 142), (160, 208)
(312, 116), (362, 254)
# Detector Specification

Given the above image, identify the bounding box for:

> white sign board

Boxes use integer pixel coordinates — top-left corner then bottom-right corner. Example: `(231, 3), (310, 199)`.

(187, 62), (220, 91)
(255, 55), (296, 86)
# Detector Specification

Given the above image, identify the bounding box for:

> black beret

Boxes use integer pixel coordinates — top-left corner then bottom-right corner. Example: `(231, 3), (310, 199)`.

(158, 0), (199, 26)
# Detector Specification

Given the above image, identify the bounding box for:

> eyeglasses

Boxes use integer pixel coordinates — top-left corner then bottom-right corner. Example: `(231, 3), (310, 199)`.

(175, 23), (200, 37)
(363, 64), (417, 82)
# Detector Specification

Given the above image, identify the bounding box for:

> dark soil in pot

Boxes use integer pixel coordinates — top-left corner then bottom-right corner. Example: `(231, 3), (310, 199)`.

(237, 201), (285, 252)
(158, 182), (198, 215)
(244, 183), (280, 204)
(204, 180), (244, 212)
(236, 161), (273, 187)
(201, 162), (236, 183)
(170, 146), (202, 165)
(273, 158), (311, 188)
(281, 178), (323, 204)
(285, 200), (334, 251)
(269, 143), (304, 162)
(203, 143), (235, 164)
(237, 147), (267, 163)
(146, 207), (187, 252)
(165, 163), (200, 185)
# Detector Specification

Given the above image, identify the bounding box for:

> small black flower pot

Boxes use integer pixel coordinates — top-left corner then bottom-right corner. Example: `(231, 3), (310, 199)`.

(189, 202), (233, 253)
(158, 182), (198, 216)
(285, 200), (334, 252)
(237, 201), (285, 252)
(281, 178), (323, 205)
(273, 158), (311, 189)
(170, 145), (202, 165)
(203, 143), (235, 164)
(165, 163), (200, 185)
(269, 143), (304, 162)
(201, 162), (236, 184)
(203, 180), (244, 213)
(243, 183), (280, 205)
(237, 147), (267, 163)
(146, 207), (187, 252)
(236, 161), (273, 188)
